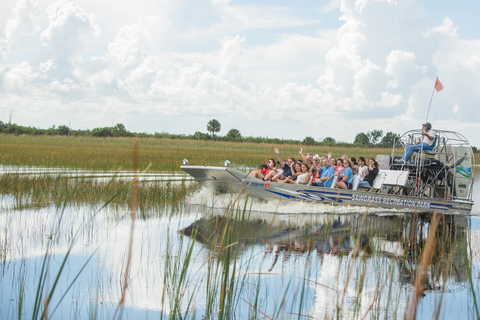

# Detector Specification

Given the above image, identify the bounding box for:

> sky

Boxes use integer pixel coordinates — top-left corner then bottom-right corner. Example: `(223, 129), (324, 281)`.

(1, 0), (480, 147)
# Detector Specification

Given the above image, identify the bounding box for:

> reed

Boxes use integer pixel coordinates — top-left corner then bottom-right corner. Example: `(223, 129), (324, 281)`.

(0, 134), (396, 172)
(0, 174), (199, 210)
(3, 194), (473, 319)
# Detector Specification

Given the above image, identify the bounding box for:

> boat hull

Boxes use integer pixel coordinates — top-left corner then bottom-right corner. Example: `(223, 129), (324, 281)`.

(181, 166), (473, 215)
(243, 179), (473, 215)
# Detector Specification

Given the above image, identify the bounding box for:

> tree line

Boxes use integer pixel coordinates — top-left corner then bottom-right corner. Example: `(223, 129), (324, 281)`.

(0, 118), (410, 149)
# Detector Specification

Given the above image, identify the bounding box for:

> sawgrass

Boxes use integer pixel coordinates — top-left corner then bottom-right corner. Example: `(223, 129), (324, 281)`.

(0, 134), (393, 172)
(0, 173), (199, 210)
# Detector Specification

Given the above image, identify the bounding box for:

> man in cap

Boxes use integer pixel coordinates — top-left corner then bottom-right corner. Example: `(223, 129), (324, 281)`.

(397, 122), (435, 163)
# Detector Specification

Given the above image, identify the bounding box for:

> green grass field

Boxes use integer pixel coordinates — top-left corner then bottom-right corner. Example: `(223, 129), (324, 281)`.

(0, 134), (476, 172)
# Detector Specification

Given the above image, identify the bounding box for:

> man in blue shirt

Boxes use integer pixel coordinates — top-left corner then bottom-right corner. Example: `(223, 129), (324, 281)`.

(313, 158), (335, 187)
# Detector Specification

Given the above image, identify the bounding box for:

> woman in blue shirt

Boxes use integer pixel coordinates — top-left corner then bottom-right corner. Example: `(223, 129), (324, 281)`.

(336, 160), (354, 189)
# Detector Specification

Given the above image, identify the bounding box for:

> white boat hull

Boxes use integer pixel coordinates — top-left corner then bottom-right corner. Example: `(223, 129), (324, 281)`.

(181, 166), (474, 215)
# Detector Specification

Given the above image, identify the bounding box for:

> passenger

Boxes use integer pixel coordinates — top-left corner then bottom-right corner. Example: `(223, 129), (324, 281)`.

(321, 154), (328, 165)
(283, 163), (310, 185)
(330, 157), (336, 168)
(263, 148), (297, 182)
(335, 159), (343, 174)
(312, 158), (335, 187)
(309, 165), (319, 185)
(313, 155), (322, 169)
(336, 159), (354, 189)
(356, 157), (368, 182)
(249, 164), (268, 179)
(267, 158), (277, 172)
(281, 162), (302, 183)
(349, 157), (358, 175)
(257, 159), (277, 181)
(359, 158), (379, 188)
(299, 148), (314, 165)
(271, 157), (296, 182)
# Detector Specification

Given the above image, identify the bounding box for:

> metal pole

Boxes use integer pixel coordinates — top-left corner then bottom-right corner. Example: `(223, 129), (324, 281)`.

(425, 77), (437, 123)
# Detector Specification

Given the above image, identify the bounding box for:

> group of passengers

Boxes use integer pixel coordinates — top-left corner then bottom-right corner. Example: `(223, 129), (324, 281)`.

(249, 147), (380, 190)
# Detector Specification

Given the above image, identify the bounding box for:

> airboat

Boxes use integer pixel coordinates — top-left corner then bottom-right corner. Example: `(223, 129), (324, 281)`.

(181, 129), (475, 215)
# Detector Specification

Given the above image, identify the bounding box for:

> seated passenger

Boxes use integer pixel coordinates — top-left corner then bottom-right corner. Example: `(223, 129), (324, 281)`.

(249, 164), (268, 179)
(335, 159), (344, 174)
(269, 158), (296, 182)
(313, 155), (321, 169)
(349, 157), (358, 175)
(263, 147), (296, 182)
(336, 160), (354, 189)
(309, 165), (319, 185)
(299, 148), (314, 165)
(283, 163), (310, 185)
(281, 162), (302, 183)
(356, 156), (368, 184)
(359, 158), (379, 188)
(312, 158), (335, 187)
(330, 157), (336, 168)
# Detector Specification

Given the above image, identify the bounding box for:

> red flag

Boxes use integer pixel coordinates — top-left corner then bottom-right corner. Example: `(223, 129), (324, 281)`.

(434, 77), (444, 92)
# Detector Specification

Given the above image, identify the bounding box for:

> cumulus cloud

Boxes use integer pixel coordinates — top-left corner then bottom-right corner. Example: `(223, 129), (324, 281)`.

(40, 0), (100, 62)
(3, 0), (42, 56)
(1, 0), (480, 146)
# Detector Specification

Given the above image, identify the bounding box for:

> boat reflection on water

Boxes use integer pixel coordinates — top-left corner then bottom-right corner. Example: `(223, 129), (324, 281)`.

(181, 211), (469, 295)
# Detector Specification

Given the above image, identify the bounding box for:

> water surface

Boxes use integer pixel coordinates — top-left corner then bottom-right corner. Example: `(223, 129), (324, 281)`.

(1, 169), (479, 319)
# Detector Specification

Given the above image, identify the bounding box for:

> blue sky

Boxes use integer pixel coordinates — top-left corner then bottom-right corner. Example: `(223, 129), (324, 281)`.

(1, 0), (480, 147)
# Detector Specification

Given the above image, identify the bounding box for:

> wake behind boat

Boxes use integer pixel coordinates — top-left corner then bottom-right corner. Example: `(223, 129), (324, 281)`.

(181, 129), (475, 215)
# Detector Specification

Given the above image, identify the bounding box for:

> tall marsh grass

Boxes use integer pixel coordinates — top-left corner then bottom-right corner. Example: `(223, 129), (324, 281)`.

(0, 134), (395, 171)
(0, 173), (199, 210)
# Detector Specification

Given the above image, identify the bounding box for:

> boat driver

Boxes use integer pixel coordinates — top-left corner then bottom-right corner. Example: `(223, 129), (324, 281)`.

(397, 122), (435, 163)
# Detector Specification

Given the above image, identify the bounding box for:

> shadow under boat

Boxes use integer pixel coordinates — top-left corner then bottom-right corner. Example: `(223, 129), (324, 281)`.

(181, 211), (471, 293)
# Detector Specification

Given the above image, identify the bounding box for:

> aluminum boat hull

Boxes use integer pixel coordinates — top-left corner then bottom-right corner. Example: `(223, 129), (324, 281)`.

(181, 165), (474, 215)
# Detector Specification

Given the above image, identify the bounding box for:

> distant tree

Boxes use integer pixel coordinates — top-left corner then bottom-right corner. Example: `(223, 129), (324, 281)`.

(303, 136), (316, 145)
(226, 128), (242, 140)
(323, 137), (336, 144)
(112, 123), (128, 137)
(193, 131), (207, 140)
(57, 125), (70, 136)
(367, 129), (383, 146)
(379, 131), (400, 148)
(354, 132), (370, 146)
(207, 119), (221, 137)
(91, 127), (112, 137)
(46, 125), (57, 136)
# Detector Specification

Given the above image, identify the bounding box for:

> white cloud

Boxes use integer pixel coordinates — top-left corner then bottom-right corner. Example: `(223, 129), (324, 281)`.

(2, 61), (38, 92)
(40, 0), (100, 59)
(3, 0), (42, 55)
(1, 0), (480, 147)
(319, 0), (341, 14)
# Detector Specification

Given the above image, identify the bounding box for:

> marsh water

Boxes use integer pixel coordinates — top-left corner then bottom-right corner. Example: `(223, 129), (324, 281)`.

(1, 167), (480, 319)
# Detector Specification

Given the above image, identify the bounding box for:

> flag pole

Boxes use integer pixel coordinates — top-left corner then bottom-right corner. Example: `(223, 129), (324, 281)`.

(425, 76), (438, 123)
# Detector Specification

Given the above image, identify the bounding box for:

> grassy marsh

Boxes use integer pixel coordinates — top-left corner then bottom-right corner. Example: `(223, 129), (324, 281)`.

(0, 134), (393, 171)
(0, 173), (199, 210)
(1, 134), (479, 319)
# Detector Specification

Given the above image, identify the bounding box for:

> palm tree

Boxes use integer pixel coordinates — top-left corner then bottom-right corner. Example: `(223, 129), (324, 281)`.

(207, 119), (221, 138)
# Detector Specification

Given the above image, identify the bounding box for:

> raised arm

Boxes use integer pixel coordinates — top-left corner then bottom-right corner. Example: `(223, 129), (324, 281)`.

(298, 147), (307, 163)
(274, 147), (284, 165)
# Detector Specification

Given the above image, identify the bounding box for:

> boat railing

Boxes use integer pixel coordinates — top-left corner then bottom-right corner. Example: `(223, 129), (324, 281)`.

(390, 129), (474, 202)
